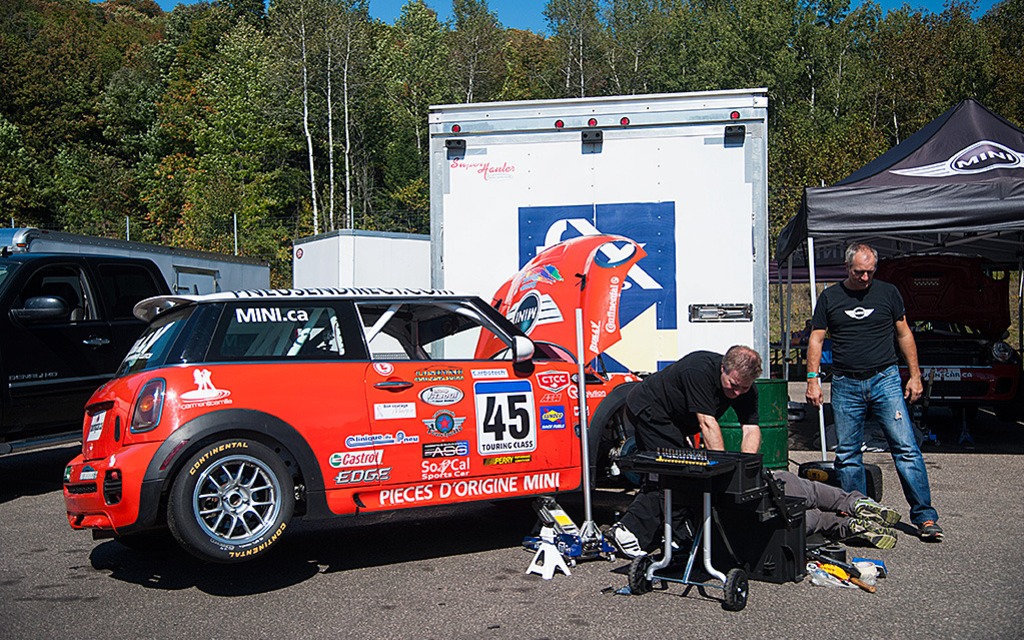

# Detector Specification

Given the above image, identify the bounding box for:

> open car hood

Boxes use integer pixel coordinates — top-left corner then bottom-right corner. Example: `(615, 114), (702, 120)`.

(476, 235), (646, 360)
(876, 254), (1010, 339)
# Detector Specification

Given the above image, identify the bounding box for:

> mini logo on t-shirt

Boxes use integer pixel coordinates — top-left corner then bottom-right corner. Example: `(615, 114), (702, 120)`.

(845, 307), (875, 320)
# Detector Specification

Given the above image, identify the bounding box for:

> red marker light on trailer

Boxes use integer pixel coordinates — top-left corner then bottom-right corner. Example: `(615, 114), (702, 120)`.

(588, 118), (598, 127)
(730, 111), (741, 120)
(620, 117), (630, 126)
(451, 124), (461, 133)
(554, 119), (565, 129)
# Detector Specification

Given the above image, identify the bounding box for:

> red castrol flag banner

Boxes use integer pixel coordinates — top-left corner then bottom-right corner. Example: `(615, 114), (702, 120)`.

(475, 235), (646, 359)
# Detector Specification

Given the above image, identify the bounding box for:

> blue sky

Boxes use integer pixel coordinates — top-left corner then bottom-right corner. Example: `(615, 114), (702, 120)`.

(152, 0), (1003, 34)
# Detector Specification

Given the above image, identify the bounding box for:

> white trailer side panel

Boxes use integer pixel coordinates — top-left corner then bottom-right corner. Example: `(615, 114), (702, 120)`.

(430, 90), (768, 372)
(293, 230), (431, 289)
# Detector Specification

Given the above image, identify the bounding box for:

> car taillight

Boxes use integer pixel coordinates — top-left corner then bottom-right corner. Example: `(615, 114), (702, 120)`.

(991, 342), (1015, 363)
(130, 379), (165, 433)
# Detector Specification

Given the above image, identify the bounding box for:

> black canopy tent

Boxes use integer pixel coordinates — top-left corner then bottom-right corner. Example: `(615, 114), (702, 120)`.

(774, 99), (1024, 458)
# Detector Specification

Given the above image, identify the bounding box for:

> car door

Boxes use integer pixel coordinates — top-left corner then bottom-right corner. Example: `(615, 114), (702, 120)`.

(2, 260), (115, 434)
(357, 298), (576, 510)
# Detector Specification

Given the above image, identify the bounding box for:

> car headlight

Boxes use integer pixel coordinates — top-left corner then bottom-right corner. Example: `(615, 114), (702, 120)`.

(991, 341), (1015, 363)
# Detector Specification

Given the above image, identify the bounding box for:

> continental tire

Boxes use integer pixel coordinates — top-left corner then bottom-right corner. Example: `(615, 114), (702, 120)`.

(168, 439), (294, 563)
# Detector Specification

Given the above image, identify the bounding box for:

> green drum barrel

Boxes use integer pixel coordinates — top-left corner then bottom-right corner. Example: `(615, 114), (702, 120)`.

(720, 378), (789, 469)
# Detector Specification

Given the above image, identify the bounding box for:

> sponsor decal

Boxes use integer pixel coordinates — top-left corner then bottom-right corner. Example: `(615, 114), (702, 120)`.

(844, 307), (875, 321)
(540, 405), (567, 430)
(346, 431), (419, 448)
(87, 410), (105, 442)
(414, 367), (464, 382)
(423, 410), (466, 438)
(79, 465), (98, 481)
(483, 455), (533, 465)
(421, 457), (470, 480)
(373, 362), (395, 376)
(517, 264), (563, 293)
(423, 441), (470, 458)
(536, 370), (571, 393)
(539, 392), (564, 404)
(334, 467), (391, 485)
(568, 385), (607, 400)
(329, 449), (384, 469)
(230, 287), (456, 298)
(891, 140), (1024, 177)
(474, 379), (537, 455)
(8, 371), (58, 382)
(419, 385), (465, 406)
(450, 158), (516, 180)
(378, 472), (561, 506)
(181, 369), (233, 408)
(234, 307), (310, 323)
(374, 402), (416, 420)
(506, 291), (563, 335)
(471, 368), (507, 379)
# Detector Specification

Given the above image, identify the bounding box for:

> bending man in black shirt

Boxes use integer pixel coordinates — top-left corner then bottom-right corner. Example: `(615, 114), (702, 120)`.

(609, 346), (762, 557)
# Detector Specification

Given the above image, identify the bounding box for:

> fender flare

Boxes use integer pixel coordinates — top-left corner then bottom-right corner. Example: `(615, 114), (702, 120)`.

(132, 409), (329, 531)
(586, 381), (638, 481)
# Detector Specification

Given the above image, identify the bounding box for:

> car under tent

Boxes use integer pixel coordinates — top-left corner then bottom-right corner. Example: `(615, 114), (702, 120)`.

(774, 98), (1024, 451)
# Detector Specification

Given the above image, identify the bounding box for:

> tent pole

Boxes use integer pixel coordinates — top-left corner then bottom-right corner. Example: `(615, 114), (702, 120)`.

(808, 237), (827, 461)
(783, 255), (794, 380)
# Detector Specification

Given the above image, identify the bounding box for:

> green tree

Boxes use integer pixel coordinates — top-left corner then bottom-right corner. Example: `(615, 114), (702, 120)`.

(544, 0), (603, 97)
(448, 0), (506, 103)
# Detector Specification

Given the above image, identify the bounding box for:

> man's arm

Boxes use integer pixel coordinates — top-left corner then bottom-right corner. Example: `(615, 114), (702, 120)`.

(805, 328), (827, 407)
(696, 413), (725, 451)
(895, 316), (923, 403)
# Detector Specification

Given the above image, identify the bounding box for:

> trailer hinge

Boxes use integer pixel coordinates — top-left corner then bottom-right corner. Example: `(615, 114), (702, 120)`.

(688, 303), (753, 322)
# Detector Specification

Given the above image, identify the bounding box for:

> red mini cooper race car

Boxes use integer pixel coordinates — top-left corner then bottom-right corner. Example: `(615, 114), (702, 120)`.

(64, 237), (644, 563)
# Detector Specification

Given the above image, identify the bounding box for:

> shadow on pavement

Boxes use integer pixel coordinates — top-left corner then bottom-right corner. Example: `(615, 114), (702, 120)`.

(0, 445), (79, 504)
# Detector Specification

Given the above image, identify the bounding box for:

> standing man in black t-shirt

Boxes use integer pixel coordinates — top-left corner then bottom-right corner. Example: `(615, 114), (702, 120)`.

(806, 243), (942, 541)
(608, 346), (762, 558)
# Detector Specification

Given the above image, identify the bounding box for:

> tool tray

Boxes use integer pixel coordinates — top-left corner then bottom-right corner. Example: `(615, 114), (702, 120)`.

(619, 449), (765, 502)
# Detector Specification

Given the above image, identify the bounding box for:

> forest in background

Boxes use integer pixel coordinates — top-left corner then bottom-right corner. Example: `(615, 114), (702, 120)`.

(1, 0), (1021, 284)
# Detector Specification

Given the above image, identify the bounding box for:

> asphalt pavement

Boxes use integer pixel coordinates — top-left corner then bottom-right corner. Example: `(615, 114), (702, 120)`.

(2, 406), (1022, 639)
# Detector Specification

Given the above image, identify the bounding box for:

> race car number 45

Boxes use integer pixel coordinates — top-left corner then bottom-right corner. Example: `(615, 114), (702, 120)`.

(474, 380), (537, 456)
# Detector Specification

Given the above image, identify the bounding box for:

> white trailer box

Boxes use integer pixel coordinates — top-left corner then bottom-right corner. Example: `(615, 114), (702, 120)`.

(292, 230), (431, 289)
(429, 89), (769, 372)
(3, 228), (268, 294)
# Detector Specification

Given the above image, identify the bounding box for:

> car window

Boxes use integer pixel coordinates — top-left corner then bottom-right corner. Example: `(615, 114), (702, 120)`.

(209, 302), (358, 361)
(117, 306), (195, 376)
(16, 264), (96, 322)
(96, 263), (167, 319)
(0, 262), (17, 295)
(356, 300), (513, 361)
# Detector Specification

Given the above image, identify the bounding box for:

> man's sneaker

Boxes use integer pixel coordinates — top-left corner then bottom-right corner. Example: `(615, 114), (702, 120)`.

(917, 520), (944, 542)
(853, 498), (901, 526)
(609, 522), (645, 558)
(846, 518), (898, 549)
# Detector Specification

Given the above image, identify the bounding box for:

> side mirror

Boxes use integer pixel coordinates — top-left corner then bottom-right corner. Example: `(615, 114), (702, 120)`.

(512, 335), (535, 363)
(10, 295), (68, 322)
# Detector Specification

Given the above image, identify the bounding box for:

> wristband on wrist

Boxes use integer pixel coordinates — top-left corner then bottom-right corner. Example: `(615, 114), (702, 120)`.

(807, 372), (820, 379)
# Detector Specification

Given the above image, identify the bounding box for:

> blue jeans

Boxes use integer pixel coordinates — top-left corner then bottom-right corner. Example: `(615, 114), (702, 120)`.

(831, 365), (938, 525)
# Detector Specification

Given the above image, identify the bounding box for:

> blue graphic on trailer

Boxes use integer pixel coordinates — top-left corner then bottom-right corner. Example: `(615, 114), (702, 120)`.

(518, 202), (677, 333)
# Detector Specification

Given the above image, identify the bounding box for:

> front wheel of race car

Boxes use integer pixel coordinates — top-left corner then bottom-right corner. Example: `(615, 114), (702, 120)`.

(168, 439), (294, 563)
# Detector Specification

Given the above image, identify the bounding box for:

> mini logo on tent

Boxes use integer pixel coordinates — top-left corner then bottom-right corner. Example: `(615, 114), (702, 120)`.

(891, 140), (1023, 177)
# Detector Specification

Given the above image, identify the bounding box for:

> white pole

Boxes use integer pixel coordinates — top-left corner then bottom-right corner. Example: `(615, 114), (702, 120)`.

(575, 308), (594, 527)
(807, 237), (827, 461)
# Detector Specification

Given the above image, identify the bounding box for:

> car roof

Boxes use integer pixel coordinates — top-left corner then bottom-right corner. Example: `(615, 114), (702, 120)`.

(134, 287), (469, 322)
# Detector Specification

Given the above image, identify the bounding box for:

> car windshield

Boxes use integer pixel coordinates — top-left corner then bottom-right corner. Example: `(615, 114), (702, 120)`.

(116, 306), (194, 376)
(909, 321), (984, 338)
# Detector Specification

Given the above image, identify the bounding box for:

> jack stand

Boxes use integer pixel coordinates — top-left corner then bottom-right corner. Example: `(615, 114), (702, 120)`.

(526, 526), (572, 580)
(523, 496), (617, 562)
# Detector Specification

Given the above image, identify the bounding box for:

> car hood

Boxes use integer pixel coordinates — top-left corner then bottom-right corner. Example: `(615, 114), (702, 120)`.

(876, 254), (1010, 339)
(476, 234), (646, 360)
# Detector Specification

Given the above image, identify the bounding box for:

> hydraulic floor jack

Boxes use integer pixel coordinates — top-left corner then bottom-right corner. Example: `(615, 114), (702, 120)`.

(522, 496), (617, 565)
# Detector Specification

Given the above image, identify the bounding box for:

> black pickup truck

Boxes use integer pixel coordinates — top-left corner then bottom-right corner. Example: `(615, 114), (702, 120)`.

(0, 252), (170, 455)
